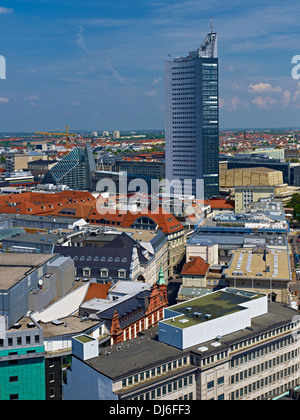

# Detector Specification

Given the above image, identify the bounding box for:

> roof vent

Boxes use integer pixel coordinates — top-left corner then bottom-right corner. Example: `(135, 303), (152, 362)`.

(211, 341), (221, 348)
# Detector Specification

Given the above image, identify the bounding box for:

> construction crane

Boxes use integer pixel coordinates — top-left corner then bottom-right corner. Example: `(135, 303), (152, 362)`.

(35, 125), (76, 149)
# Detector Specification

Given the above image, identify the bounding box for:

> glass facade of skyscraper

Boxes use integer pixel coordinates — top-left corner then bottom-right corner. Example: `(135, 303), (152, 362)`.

(165, 32), (219, 199)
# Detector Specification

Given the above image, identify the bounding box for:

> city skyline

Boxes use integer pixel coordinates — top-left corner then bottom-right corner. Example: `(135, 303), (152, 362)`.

(0, 0), (300, 132)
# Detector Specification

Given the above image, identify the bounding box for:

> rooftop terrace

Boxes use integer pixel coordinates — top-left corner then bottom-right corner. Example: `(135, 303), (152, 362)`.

(163, 288), (263, 329)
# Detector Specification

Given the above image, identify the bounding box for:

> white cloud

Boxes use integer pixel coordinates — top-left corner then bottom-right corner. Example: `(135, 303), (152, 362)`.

(0, 97), (9, 103)
(152, 77), (161, 85)
(76, 26), (90, 53)
(26, 95), (39, 101)
(145, 89), (159, 97)
(229, 96), (240, 111)
(249, 83), (282, 93)
(251, 96), (277, 108)
(0, 6), (13, 14)
(282, 90), (291, 107)
(102, 60), (127, 84)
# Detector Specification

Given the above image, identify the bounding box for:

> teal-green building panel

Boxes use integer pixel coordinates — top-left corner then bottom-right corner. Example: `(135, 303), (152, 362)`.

(0, 346), (45, 400)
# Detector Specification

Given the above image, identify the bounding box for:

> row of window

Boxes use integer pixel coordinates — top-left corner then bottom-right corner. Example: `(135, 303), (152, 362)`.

(121, 358), (189, 389)
(0, 334), (41, 347)
(230, 366), (299, 400)
(172, 102), (196, 105)
(172, 107), (196, 111)
(171, 77), (195, 81)
(132, 377), (194, 400)
(207, 376), (224, 389)
(172, 88), (195, 92)
(231, 350), (299, 384)
(229, 328), (297, 358)
(172, 83), (195, 87)
(72, 255), (127, 263)
(191, 350), (229, 368)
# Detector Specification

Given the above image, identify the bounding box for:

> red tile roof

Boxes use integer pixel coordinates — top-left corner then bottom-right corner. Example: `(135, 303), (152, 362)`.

(0, 191), (96, 217)
(181, 257), (209, 276)
(83, 282), (112, 303)
(87, 207), (184, 234)
(0, 191), (183, 234)
(207, 198), (235, 210)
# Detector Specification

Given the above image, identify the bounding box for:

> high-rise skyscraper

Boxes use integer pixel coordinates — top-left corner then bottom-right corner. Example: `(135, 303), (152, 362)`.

(164, 29), (219, 199)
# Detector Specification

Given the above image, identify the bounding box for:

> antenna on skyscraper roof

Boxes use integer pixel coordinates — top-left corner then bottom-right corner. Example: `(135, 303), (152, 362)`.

(210, 16), (213, 34)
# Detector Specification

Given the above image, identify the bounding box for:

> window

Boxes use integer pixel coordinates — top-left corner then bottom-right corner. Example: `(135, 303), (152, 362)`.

(100, 269), (108, 277)
(207, 381), (214, 390)
(83, 268), (91, 277)
(49, 387), (55, 398)
(9, 376), (18, 383)
(217, 377), (224, 386)
(118, 270), (126, 278)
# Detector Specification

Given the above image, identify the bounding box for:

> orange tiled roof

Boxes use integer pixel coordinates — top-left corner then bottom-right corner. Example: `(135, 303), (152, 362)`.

(181, 257), (209, 276)
(87, 207), (184, 234)
(0, 191), (96, 217)
(83, 282), (112, 303)
(208, 198), (235, 209)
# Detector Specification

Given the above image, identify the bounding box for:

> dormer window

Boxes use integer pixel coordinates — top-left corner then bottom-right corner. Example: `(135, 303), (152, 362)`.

(118, 269), (126, 278)
(100, 269), (108, 277)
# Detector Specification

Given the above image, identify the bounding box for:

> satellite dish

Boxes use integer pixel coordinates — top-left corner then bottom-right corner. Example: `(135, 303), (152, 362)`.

(38, 279), (43, 287)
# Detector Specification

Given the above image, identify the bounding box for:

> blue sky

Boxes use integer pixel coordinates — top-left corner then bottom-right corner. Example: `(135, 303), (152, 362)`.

(0, 0), (300, 132)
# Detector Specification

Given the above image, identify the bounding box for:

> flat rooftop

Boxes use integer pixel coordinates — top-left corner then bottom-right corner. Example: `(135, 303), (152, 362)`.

(224, 246), (291, 281)
(8, 316), (41, 332)
(0, 253), (56, 290)
(84, 300), (297, 382)
(162, 288), (264, 329)
(41, 315), (102, 339)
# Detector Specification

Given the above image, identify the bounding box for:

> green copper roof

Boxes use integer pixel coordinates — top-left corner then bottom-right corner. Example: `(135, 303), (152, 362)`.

(157, 265), (165, 285)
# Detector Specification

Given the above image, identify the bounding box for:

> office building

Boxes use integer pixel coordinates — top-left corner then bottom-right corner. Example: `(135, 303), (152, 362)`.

(63, 288), (300, 400)
(0, 253), (58, 328)
(223, 154), (291, 185)
(165, 29), (219, 198)
(42, 144), (96, 191)
(224, 244), (291, 304)
(0, 316), (46, 400)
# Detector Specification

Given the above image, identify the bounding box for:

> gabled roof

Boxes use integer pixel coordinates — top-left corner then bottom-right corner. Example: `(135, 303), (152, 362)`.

(181, 257), (209, 277)
(83, 282), (112, 303)
(0, 190), (96, 216)
(86, 208), (184, 235)
(205, 198), (235, 210)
